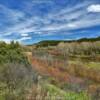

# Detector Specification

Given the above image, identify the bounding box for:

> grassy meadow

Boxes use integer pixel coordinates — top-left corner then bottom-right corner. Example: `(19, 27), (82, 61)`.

(0, 37), (100, 100)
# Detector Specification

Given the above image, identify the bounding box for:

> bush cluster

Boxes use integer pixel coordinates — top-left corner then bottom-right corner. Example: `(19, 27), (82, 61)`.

(0, 41), (37, 100)
(57, 41), (100, 56)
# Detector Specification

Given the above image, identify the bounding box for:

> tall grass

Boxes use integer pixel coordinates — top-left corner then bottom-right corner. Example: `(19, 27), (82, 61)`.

(57, 41), (100, 56)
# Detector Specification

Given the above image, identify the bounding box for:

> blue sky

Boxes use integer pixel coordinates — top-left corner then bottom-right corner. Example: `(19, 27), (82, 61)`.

(0, 0), (100, 44)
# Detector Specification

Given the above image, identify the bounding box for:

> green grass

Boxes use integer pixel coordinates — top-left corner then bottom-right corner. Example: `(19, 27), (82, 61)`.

(43, 83), (90, 100)
(68, 60), (82, 65)
(0, 96), (5, 100)
(0, 82), (8, 100)
(86, 62), (100, 69)
(68, 60), (100, 70)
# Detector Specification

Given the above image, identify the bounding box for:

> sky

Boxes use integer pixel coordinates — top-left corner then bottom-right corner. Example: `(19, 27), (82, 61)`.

(0, 0), (100, 44)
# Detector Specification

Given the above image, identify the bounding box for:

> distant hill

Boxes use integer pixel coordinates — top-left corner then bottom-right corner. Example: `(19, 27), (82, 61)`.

(77, 36), (100, 42)
(30, 36), (100, 47)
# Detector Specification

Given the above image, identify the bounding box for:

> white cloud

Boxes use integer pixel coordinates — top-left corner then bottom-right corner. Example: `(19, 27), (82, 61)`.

(19, 37), (32, 41)
(67, 23), (77, 28)
(32, 0), (53, 4)
(0, 36), (32, 44)
(0, 38), (11, 43)
(0, 4), (25, 23)
(87, 4), (100, 12)
(1, 2), (100, 35)
(0, 2), (89, 35)
(21, 33), (29, 37)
